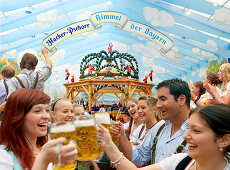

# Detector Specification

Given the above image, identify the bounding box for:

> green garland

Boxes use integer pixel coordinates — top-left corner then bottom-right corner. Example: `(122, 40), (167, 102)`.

(80, 50), (139, 79)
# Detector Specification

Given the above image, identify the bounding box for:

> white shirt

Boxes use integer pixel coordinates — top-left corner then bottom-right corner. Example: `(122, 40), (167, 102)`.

(0, 148), (53, 170)
(190, 93), (208, 109)
(130, 123), (146, 145)
(221, 82), (230, 99)
(158, 153), (194, 170)
(208, 86), (222, 99)
(123, 122), (129, 130)
(158, 153), (230, 170)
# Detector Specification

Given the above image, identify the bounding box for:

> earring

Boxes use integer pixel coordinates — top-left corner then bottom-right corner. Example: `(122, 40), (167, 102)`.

(219, 147), (223, 152)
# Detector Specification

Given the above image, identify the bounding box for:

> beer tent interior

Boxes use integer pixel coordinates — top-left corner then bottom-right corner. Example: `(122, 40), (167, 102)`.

(1, 0), (230, 100)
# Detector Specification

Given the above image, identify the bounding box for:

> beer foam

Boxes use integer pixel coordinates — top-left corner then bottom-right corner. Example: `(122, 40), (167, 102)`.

(95, 114), (110, 124)
(74, 118), (95, 127)
(50, 123), (75, 133)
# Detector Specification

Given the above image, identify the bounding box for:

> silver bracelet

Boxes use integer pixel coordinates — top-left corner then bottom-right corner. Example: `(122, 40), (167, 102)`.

(110, 153), (124, 168)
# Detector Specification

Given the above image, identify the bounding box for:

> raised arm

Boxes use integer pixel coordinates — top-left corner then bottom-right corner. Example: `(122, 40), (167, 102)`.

(111, 121), (133, 160)
(41, 46), (52, 68)
(98, 123), (162, 170)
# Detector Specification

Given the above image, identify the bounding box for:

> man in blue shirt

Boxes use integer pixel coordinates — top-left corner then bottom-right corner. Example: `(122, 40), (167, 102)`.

(112, 78), (191, 165)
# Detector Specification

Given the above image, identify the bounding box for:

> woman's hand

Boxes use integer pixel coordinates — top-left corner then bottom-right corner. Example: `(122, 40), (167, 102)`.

(97, 123), (113, 148)
(206, 83), (217, 96)
(32, 138), (77, 170)
(110, 121), (125, 139)
(38, 138), (77, 165)
(191, 92), (197, 101)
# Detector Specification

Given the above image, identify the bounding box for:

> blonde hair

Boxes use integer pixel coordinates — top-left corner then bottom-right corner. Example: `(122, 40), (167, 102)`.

(50, 98), (71, 111)
(73, 104), (84, 110)
(126, 98), (138, 105)
(219, 63), (230, 91)
(138, 95), (162, 121)
(50, 98), (72, 122)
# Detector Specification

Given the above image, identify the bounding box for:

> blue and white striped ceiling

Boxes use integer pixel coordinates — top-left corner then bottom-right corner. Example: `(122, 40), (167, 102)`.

(1, 0), (230, 94)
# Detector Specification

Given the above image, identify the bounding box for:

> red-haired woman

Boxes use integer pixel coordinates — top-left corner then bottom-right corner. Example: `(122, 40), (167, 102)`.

(0, 89), (77, 170)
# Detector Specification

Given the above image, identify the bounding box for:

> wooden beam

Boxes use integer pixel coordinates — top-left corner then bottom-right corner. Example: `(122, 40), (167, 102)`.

(96, 93), (104, 100)
(74, 92), (80, 99)
(82, 85), (89, 95)
(130, 85), (137, 96)
(66, 87), (74, 98)
(114, 93), (121, 100)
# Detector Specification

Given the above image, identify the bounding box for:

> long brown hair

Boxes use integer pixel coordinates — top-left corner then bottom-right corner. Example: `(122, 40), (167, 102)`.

(193, 81), (206, 100)
(0, 89), (51, 169)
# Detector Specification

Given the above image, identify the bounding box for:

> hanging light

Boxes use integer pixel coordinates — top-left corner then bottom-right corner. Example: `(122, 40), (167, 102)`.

(25, 6), (33, 14)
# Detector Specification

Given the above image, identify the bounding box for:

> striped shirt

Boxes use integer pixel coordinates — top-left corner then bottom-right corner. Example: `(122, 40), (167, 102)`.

(0, 78), (11, 105)
(132, 119), (188, 165)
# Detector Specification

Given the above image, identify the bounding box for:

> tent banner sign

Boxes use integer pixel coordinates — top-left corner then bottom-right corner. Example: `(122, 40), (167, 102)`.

(42, 11), (181, 63)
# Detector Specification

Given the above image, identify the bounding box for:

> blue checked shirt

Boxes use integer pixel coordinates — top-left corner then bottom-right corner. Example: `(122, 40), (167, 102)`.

(0, 78), (11, 105)
(132, 119), (188, 165)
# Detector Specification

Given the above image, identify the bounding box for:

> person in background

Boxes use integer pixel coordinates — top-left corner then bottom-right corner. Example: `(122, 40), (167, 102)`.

(73, 104), (87, 116)
(99, 105), (106, 112)
(113, 95), (163, 146)
(8, 46), (52, 96)
(50, 98), (74, 122)
(207, 63), (230, 105)
(0, 65), (15, 113)
(190, 81), (206, 109)
(98, 104), (230, 170)
(0, 65), (15, 105)
(0, 89), (77, 170)
(124, 98), (144, 141)
(121, 109), (131, 125)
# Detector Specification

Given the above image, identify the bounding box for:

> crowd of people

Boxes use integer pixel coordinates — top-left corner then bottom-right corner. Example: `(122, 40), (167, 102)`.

(0, 49), (230, 170)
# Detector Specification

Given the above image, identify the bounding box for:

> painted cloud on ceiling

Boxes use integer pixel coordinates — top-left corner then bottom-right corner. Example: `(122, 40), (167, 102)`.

(37, 10), (58, 28)
(192, 48), (217, 61)
(143, 7), (175, 27)
(206, 39), (218, 50)
(212, 8), (230, 27)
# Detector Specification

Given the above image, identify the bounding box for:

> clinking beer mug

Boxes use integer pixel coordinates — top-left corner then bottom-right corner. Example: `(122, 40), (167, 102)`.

(94, 112), (119, 157)
(74, 115), (99, 161)
(50, 121), (76, 170)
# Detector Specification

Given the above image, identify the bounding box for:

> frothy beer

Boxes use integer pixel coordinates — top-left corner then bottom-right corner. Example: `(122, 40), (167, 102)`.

(50, 122), (76, 170)
(74, 116), (99, 161)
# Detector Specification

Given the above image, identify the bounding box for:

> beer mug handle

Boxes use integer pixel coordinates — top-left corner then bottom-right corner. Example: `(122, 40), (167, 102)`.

(57, 143), (62, 167)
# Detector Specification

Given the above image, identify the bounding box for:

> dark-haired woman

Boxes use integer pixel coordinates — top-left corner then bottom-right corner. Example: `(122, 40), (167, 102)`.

(125, 98), (144, 145)
(193, 72), (222, 107)
(190, 81), (206, 109)
(0, 89), (77, 170)
(98, 103), (230, 170)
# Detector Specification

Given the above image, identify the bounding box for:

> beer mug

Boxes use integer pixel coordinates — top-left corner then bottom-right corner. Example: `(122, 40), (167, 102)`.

(94, 113), (119, 157)
(74, 115), (99, 161)
(50, 121), (76, 170)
